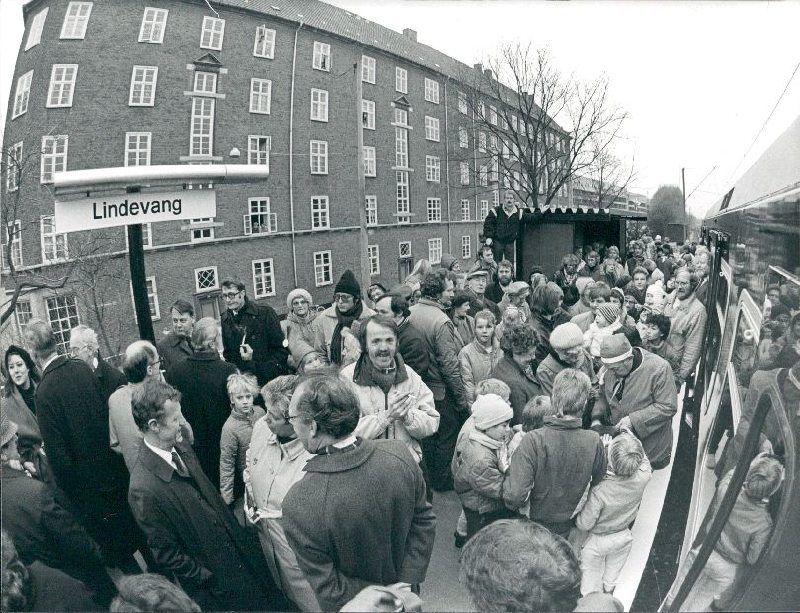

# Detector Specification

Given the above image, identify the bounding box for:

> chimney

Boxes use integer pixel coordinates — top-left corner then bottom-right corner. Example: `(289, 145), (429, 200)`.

(402, 28), (417, 42)
(484, 68), (493, 79)
(473, 63), (483, 72)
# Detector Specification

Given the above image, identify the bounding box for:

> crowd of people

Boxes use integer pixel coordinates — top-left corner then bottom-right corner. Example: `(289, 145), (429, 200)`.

(1, 209), (790, 612)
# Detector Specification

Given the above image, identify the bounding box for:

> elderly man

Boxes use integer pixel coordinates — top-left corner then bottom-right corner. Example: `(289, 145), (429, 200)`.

(663, 269), (708, 385)
(504, 369), (607, 538)
(244, 376), (319, 611)
(463, 269), (500, 319)
(69, 325), (126, 403)
(537, 322), (597, 398)
(127, 379), (282, 611)
(157, 299), (195, 383)
(220, 278), (288, 385)
(24, 321), (138, 571)
(409, 269), (470, 491)
(169, 317), (237, 487)
(373, 292), (430, 376)
(592, 335), (678, 469)
(485, 258), (514, 304)
(340, 315), (439, 470)
(281, 372), (437, 611)
(482, 190), (536, 263)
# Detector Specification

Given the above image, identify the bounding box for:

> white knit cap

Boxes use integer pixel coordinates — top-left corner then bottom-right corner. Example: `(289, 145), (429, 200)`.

(472, 393), (514, 430)
(286, 288), (313, 310)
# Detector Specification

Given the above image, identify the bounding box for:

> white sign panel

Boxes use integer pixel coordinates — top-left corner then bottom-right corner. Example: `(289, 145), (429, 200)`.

(55, 189), (216, 233)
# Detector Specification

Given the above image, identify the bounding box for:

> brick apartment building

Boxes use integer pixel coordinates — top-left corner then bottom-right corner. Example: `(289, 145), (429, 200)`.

(1, 0), (568, 356)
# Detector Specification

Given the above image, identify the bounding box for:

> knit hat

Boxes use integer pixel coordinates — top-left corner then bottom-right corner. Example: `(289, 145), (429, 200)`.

(550, 322), (584, 350)
(465, 268), (489, 280)
(575, 276), (594, 296)
(600, 334), (633, 364)
(440, 254), (457, 271)
(597, 302), (620, 325)
(0, 409), (17, 448)
(506, 281), (530, 296)
(286, 288), (313, 310)
(472, 393), (514, 430)
(334, 269), (361, 298)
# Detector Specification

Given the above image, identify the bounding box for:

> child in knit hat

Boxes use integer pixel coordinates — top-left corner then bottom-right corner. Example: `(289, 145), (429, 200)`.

(452, 393), (516, 539)
(584, 303), (623, 359)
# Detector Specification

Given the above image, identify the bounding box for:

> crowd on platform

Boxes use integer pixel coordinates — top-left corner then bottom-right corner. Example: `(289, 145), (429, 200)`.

(1, 202), (792, 611)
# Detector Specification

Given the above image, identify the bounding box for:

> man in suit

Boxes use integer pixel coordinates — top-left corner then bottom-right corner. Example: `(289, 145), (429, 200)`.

(157, 298), (196, 383)
(69, 324), (126, 404)
(23, 321), (140, 571)
(128, 378), (283, 611)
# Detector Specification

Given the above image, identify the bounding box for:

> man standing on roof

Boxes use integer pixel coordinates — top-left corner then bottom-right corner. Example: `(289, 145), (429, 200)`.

(482, 191), (537, 266)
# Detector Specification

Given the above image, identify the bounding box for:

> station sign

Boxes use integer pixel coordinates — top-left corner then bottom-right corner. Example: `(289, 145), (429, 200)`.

(54, 189), (216, 233)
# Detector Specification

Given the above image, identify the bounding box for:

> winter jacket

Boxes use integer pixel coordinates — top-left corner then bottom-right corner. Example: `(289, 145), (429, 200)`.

(396, 317), (430, 376)
(340, 356), (439, 464)
(491, 354), (542, 425)
(463, 288), (501, 320)
(572, 309), (596, 333)
(93, 358), (127, 405)
(452, 430), (508, 514)
(219, 406), (266, 505)
(312, 303), (374, 367)
(280, 311), (318, 367)
(459, 341), (502, 403)
(504, 416), (607, 524)
(642, 338), (682, 382)
(553, 269), (580, 307)
(593, 348), (678, 467)
(663, 293), (707, 381)
(4, 384), (45, 470)
(536, 349), (596, 396)
(409, 298), (469, 410)
(157, 332), (193, 383)
(453, 313), (475, 346)
(485, 280), (509, 305)
(585, 321), (623, 357)
(483, 205), (535, 246)
(568, 300), (592, 318)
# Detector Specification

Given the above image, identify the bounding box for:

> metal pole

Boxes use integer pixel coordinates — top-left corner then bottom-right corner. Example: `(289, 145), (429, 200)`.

(126, 188), (154, 342)
(355, 59), (371, 291)
(681, 167), (687, 240)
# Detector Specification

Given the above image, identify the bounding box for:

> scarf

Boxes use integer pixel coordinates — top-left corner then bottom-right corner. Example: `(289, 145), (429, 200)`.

(469, 430), (510, 472)
(354, 353), (401, 395)
(286, 309), (317, 327)
(330, 300), (364, 365)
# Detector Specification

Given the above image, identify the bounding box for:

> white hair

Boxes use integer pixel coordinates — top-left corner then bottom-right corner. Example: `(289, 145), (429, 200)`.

(69, 324), (98, 349)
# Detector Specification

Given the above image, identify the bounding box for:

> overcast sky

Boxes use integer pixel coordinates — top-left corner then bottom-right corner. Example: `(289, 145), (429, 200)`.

(2, 0), (798, 216)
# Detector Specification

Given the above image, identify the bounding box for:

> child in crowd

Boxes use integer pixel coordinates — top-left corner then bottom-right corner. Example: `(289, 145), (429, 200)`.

(576, 432), (652, 596)
(452, 394), (515, 539)
(645, 282), (667, 313)
(459, 310), (502, 403)
(640, 313), (681, 380)
(584, 303), (623, 359)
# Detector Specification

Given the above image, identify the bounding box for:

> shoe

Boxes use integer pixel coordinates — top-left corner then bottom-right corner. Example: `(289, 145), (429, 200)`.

(705, 453), (717, 469)
(454, 531), (467, 549)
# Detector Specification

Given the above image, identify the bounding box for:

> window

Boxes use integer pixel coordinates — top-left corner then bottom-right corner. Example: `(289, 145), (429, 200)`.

(6, 142), (22, 193)
(399, 241), (412, 259)
(190, 98), (214, 156)
(362, 146), (377, 177)
(365, 195), (377, 226)
(125, 222), (152, 250)
(15, 300), (33, 332)
(195, 266), (219, 292)
(310, 140), (328, 174)
(489, 105), (497, 125)
(190, 218), (214, 242)
(310, 88), (328, 122)
(132, 277), (161, 320)
(394, 107), (408, 126)
(200, 16), (225, 50)
(12, 70), (33, 119)
(46, 295), (79, 354)
(250, 78), (272, 114)
(480, 199), (489, 219)
(478, 131), (487, 153)
(314, 251), (332, 286)
(311, 196), (329, 230)
(425, 116), (440, 141)
(479, 165), (488, 187)
(313, 41), (330, 71)
(40, 215), (68, 263)
(425, 156), (441, 183)
(253, 25), (276, 58)
(493, 189), (500, 206)
(424, 78), (439, 104)
(25, 8), (48, 50)
(461, 199), (471, 221)
(4, 221), (23, 269)
(362, 99), (375, 129)
(244, 198), (276, 235)
(427, 198), (441, 222)
(139, 7), (168, 43)
(478, 101), (485, 119)
(252, 259), (276, 298)
(367, 245), (380, 275)
(248, 135), (270, 167)
(395, 67), (407, 94)
(361, 55), (376, 83)
(460, 161), (470, 185)
(458, 91), (467, 114)
(60, 2), (92, 39)
(125, 132), (151, 167)
(461, 235), (471, 259)
(459, 126), (468, 148)
(428, 238), (442, 264)
(129, 66), (158, 106)
(396, 171), (410, 224)
(194, 71), (217, 93)
(395, 127), (408, 168)
(40, 135), (68, 184)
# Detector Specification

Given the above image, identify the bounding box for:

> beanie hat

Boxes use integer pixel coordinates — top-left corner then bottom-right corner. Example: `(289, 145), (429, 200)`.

(334, 269), (361, 299)
(471, 393), (514, 430)
(0, 409), (18, 448)
(597, 303), (620, 325)
(550, 322), (584, 350)
(575, 276), (594, 296)
(286, 288), (313, 310)
(440, 254), (457, 271)
(600, 334), (633, 364)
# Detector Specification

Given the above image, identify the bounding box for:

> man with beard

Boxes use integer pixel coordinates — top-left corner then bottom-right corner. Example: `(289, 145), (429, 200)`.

(486, 259), (514, 304)
(579, 250), (602, 279)
(158, 299), (195, 383)
(464, 270), (501, 319)
(312, 270), (375, 368)
(663, 269), (707, 385)
(482, 191), (536, 264)
(280, 289), (318, 370)
(373, 292), (430, 376)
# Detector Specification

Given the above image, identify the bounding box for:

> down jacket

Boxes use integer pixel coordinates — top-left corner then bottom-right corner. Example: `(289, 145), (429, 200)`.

(340, 356), (440, 464)
(452, 431), (507, 515)
(219, 407), (266, 505)
(459, 341), (502, 404)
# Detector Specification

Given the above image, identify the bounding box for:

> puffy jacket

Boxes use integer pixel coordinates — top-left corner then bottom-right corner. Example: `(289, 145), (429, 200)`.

(312, 302), (374, 367)
(219, 407), (266, 505)
(459, 341), (502, 403)
(663, 293), (707, 381)
(340, 356), (439, 464)
(452, 431), (508, 514)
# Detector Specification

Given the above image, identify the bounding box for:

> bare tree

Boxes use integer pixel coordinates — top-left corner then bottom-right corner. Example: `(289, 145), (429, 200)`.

(457, 43), (634, 210)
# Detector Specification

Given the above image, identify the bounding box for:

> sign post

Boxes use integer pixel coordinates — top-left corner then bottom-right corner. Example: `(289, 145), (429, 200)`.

(127, 223), (154, 341)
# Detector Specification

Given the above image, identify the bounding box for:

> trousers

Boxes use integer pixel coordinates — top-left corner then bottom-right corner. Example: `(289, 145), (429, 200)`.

(420, 395), (465, 491)
(680, 549), (739, 612)
(580, 529), (634, 595)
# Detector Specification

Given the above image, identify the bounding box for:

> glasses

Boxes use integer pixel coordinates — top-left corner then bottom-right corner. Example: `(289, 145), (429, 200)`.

(69, 344), (92, 356)
(222, 290), (243, 300)
(334, 293), (354, 303)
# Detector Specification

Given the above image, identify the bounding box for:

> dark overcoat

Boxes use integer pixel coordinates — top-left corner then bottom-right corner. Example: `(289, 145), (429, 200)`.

(157, 332), (193, 383)
(94, 357), (127, 404)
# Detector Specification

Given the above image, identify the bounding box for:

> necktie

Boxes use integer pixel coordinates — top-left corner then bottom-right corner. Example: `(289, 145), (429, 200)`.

(171, 450), (190, 478)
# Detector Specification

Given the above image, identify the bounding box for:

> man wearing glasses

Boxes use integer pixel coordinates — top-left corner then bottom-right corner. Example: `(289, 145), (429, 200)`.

(220, 279), (288, 386)
(663, 268), (708, 385)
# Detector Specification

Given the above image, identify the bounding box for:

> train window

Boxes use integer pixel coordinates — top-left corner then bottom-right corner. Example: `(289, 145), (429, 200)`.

(715, 259), (732, 323)
(758, 267), (800, 371)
